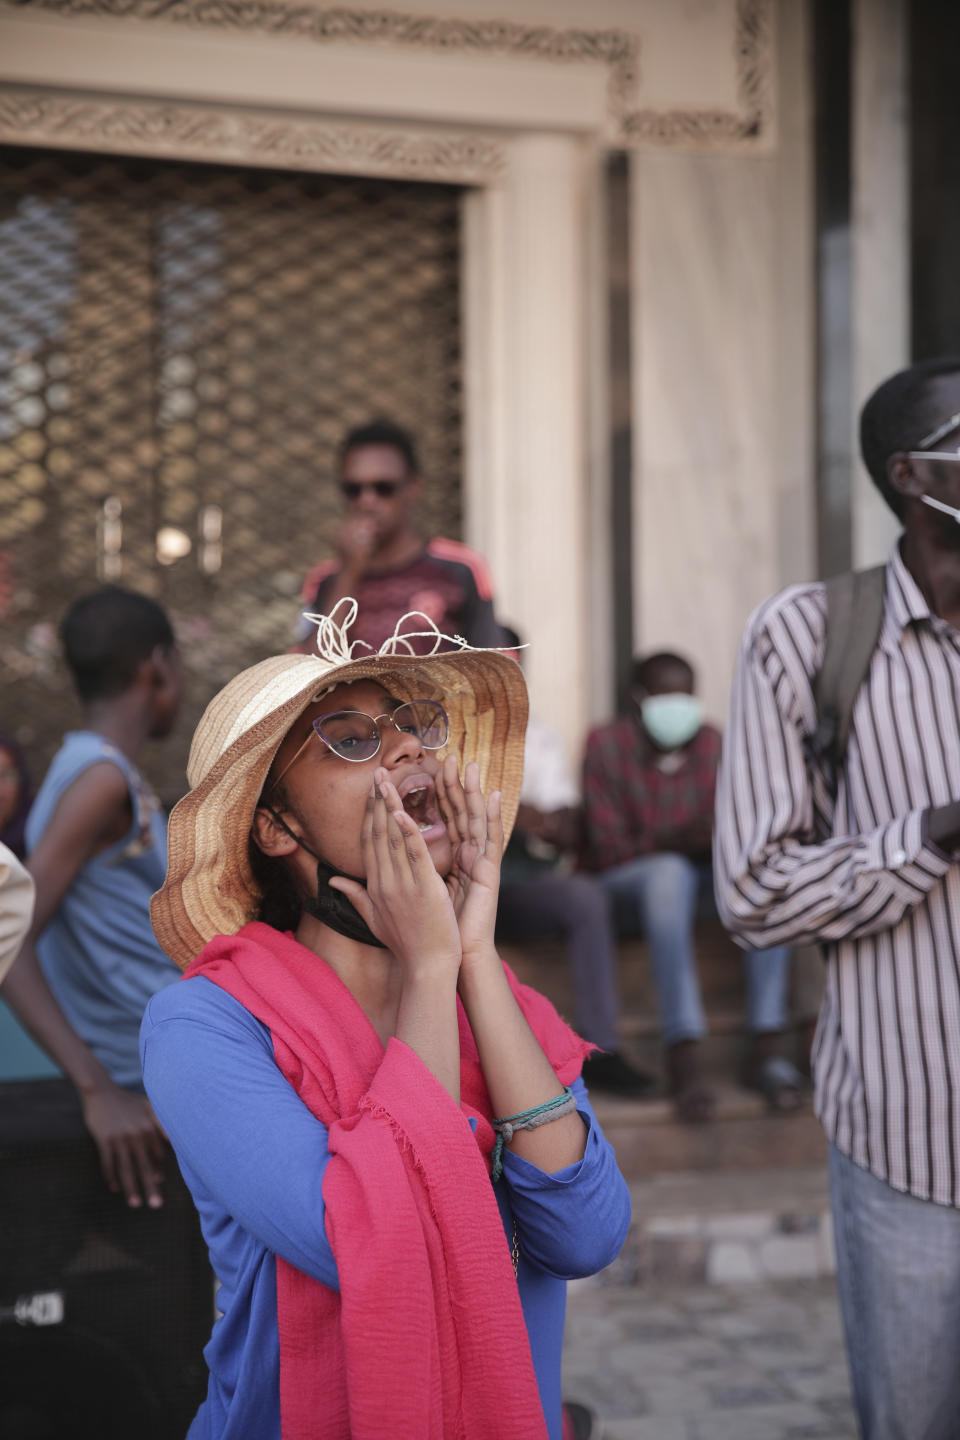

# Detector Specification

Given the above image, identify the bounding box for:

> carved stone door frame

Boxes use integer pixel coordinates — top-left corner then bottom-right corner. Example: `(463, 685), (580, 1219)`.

(0, 0), (778, 755)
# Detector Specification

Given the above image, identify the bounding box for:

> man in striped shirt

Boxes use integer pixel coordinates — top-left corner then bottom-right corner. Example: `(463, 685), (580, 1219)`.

(715, 357), (960, 1440)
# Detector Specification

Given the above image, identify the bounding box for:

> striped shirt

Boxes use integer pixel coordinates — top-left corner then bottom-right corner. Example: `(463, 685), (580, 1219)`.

(714, 543), (960, 1207)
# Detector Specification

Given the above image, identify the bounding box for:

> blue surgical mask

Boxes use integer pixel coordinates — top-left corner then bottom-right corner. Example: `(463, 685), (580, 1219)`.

(640, 693), (703, 751)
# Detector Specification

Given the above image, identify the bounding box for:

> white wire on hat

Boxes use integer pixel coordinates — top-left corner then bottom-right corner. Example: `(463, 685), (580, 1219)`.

(300, 597), (524, 665)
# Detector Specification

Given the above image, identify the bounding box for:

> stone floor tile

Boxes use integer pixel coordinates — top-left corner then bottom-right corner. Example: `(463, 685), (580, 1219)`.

(605, 1419), (690, 1440)
(787, 1422), (858, 1440)
(562, 1378), (643, 1421)
(615, 1339), (731, 1374)
(817, 1212), (837, 1273)
(615, 1321), (691, 1344)
(707, 1240), (764, 1284)
(757, 1235), (822, 1279)
(648, 1215), (703, 1237)
(693, 1308), (768, 1339)
(780, 1365), (855, 1403)
(747, 1341), (839, 1373)
(707, 1381), (795, 1410)
(563, 1276), (855, 1436)
(687, 1401), (828, 1440)
(639, 1377), (718, 1417)
(671, 1284), (735, 1309)
(703, 1211), (775, 1240)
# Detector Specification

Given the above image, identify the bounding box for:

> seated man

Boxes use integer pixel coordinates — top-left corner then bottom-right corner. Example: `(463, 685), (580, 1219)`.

(581, 650), (803, 1121)
(295, 418), (503, 654)
(495, 628), (654, 1097)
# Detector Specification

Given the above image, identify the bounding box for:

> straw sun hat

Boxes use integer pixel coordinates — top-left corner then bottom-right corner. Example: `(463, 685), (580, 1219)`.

(151, 604), (529, 970)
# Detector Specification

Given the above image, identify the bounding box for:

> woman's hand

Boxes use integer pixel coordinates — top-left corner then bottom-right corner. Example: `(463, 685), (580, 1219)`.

(435, 756), (503, 963)
(330, 771), (463, 1100)
(329, 770), (462, 980)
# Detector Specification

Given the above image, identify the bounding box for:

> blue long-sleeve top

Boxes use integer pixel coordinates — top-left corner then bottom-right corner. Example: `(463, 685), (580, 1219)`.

(141, 977), (631, 1440)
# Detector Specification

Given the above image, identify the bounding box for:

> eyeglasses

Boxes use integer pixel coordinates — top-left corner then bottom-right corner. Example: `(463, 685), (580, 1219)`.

(271, 699), (449, 787)
(906, 411), (960, 464)
(340, 479), (406, 501)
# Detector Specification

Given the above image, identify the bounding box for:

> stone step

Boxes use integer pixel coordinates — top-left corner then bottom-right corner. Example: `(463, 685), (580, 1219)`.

(501, 929), (823, 1081)
(591, 1081), (827, 1182)
(619, 1014), (800, 1072)
(619, 1009), (749, 1039)
(614, 1009), (816, 1078)
(501, 928), (824, 1020)
(501, 930), (742, 1014)
(592, 1165), (835, 1290)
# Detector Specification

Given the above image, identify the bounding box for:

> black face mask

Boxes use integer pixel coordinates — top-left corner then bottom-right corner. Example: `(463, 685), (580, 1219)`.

(265, 809), (386, 949)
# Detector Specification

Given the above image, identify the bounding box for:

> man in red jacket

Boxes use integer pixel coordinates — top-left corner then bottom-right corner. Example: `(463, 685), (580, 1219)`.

(295, 419), (503, 654)
(581, 651), (798, 1121)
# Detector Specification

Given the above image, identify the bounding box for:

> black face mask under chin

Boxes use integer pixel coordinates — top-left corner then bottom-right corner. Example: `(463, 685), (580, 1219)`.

(265, 809), (386, 949)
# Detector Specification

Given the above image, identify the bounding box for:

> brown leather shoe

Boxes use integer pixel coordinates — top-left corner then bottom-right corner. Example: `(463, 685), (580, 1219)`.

(666, 1039), (716, 1123)
(581, 1051), (657, 1097)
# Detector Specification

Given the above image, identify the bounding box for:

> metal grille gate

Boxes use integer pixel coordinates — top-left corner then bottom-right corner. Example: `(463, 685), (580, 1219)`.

(0, 147), (463, 802)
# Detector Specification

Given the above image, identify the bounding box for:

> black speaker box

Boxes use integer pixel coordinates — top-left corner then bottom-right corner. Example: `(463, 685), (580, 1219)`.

(0, 1079), (211, 1440)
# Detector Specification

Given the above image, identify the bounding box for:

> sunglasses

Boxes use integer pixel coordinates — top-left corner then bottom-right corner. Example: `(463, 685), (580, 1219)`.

(271, 699), (449, 786)
(340, 479), (406, 501)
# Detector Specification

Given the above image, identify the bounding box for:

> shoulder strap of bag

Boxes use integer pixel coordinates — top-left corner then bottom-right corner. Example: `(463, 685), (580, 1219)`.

(809, 565), (886, 782)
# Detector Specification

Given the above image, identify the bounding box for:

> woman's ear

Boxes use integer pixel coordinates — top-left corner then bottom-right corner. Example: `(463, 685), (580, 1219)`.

(251, 805), (300, 859)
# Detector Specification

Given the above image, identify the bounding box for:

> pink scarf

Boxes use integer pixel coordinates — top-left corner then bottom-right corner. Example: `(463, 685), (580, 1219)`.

(184, 922), (591, 1439)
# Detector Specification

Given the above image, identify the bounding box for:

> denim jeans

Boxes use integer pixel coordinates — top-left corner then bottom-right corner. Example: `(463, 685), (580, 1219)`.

(596, 852), (790, 1047)
(497, 871), (620, 1052)
(828, 1142), (960, 1440)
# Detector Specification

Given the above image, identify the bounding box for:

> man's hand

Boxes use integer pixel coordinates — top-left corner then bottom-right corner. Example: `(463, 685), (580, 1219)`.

(80, 1080), (167, 1209)
(926, 801), (960, 853)
(657, 818), (714, 859)
(538, 806), (581, 852)
(335, 515), (379, 573)
(515, 802), (550, 840)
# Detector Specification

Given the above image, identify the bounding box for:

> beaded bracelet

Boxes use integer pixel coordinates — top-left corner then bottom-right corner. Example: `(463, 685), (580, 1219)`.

(490, 1087), (578, 1182)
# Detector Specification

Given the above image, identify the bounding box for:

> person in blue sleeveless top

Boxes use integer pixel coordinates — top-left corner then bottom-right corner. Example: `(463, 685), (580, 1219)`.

(2, 586), (183, 1208)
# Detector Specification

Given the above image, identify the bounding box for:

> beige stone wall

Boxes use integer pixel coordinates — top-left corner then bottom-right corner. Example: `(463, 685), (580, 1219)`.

(0, 0), (808, 761)
(630, 0), (815, 727)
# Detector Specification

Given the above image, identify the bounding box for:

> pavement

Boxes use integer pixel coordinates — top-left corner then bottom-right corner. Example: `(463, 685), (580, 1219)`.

(560, 1168), (857, 1440)
(562, 1275), (854, 1439)
(612, 1168), (835, 1288)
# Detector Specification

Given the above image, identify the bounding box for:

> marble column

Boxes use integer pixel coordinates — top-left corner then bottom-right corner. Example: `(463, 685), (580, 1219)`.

(628, 0), (815, 726)
(463, 133), (592, 765)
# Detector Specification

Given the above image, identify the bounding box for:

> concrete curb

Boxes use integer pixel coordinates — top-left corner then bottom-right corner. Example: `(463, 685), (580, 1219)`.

(591, 1167), (835, 1289)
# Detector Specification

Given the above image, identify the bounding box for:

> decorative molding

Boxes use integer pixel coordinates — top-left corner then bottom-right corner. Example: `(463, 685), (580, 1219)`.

(622, 0), (773, 147)
(3, 0), (775, 151)
(5, 0), (641, 124)
(0, 89), (508, 181)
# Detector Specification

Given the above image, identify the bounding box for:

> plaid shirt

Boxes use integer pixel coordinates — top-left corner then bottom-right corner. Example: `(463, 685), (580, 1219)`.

(580, 717), (722, 872)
